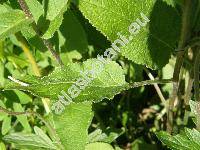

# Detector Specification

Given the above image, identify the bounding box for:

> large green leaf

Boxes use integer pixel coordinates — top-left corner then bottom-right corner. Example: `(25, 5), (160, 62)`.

(51, 102), (93, 150)
(0, 10), (32, 40)
(4, 59), (128, 104)
(156, 128), (200, 150)
(78, 0), (181, 69)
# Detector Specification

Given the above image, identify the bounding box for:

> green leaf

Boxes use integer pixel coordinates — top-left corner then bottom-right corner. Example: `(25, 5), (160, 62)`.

(52, 102), (93, 150)
(0, 4), (9, 13)
(79, 0), (181, 69)
(189, 100), (200, 127)
(88, 128), (124, 143)
(42, 0), (69, 39)
(189, 100), (200, 116)
(0, 10), (33, 40)
(4, 59), (128, 104)
(2, 116), (11, 135)
(13, 103), (31, 132)
(33, 126), (57, 149)
(3, 126), (57, 149)
(185, 128), (200, 147)
(42, 14), (64, 39)
(85, 142), (114, 150)
(59, 9), (88, 53)
(13, 90), (32, 104)
(25, 0), (44, 22)
(21, 26), (47, 51)
(156, 128), (200, 150)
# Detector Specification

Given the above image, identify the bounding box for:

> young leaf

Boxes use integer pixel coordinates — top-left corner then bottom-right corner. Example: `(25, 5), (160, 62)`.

(0, 10), (32, 40)
(51, 102), (93, 150)
(78, 0), (181, 69)
(4, 59), (128, 103)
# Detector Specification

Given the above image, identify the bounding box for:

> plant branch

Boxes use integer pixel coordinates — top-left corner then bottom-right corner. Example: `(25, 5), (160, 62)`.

(17, 0), (63, 66)
(144, 68), (166, 104)
(129, 79), (173, 89)
(167, 0), (192, 133)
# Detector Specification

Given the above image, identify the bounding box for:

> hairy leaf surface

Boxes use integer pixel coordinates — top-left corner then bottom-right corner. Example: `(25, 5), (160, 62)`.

(42, 0), (69, 39)
(79, 0), (181, 69)
(156, 128), (200, 150)
(0, 10), (32, 40)
(51, 102), (93, 150)
(4, 59), (128, 103)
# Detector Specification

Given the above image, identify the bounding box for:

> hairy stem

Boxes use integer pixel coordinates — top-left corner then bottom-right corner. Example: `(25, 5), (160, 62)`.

(144, 68), (166, 104)
(17, 0), (63, 66)
(167, 0), (192, 133)
(129, 79), (173, 89)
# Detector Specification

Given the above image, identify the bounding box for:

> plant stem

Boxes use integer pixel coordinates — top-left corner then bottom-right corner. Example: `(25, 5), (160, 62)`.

(144, 68), (166, 104)
(129, 79), (173, 89)
(167, 0), (192, 133)
(17, 0), (63, 66)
